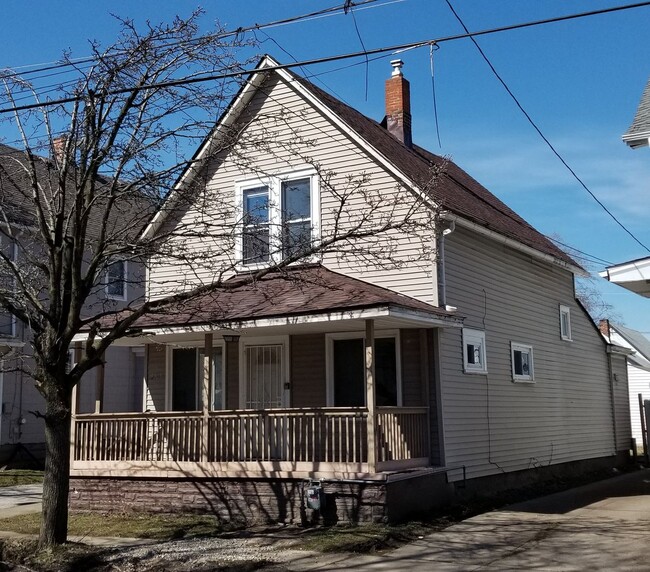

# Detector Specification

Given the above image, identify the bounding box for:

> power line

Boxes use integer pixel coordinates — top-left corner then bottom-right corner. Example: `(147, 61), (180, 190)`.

(2, 1), (650, 115)
(0, 0), (385, 81)
(443, 0), (650, 255)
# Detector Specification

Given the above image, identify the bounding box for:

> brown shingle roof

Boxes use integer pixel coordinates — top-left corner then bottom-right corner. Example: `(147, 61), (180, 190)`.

(294, 75), (577, 268)
(131, 265), (458, 329)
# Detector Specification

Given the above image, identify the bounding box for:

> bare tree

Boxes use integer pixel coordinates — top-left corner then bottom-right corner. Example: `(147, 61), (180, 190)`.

(0, 14), (441, 547)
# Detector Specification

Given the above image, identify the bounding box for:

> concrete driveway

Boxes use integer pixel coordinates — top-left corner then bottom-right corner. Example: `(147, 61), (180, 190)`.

(291, 469), (650, 571)
(0, 484), (42, 518)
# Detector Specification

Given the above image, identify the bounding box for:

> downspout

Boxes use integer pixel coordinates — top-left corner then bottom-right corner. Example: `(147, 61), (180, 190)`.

(436, 217), (455, 309)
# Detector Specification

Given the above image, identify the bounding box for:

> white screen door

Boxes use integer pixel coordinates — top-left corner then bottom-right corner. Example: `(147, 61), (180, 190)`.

(245, 344), (285, 409)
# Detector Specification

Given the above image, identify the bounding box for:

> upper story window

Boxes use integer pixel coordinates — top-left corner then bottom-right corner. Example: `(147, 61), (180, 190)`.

(237, 170), (318, 267)
(242, 186), (270, 264)
(559, 305), (572, 341)
(106, 259), (127, 301)
(462, 328), (487, 374)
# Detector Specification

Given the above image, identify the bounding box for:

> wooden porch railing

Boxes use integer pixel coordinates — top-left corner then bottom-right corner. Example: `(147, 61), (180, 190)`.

(72, 406), (429, 474)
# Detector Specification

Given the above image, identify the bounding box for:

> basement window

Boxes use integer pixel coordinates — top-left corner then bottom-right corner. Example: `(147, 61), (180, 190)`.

(511, 342), (534, 383)
(462, 328), (487, 374)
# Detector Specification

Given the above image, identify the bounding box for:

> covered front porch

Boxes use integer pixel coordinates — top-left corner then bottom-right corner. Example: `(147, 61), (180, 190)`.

(71, 266), (461, 482)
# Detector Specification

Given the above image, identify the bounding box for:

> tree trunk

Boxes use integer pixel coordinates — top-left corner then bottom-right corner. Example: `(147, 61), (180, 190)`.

(39, 391), (72, 547)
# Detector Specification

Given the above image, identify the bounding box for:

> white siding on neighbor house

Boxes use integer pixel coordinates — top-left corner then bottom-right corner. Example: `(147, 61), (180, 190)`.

(77, 346), (143, 414)
(147, 73), (436, 305)
(144, 344), (167, 412)
(627, 365), (650, 445)
(609, 354), (631, 452)
(440, 227), (615, 482)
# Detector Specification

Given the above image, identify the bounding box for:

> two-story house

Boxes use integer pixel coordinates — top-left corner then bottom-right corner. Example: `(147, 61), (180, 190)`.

(68, 57), (631, 524)
(0, 143), (146, 465)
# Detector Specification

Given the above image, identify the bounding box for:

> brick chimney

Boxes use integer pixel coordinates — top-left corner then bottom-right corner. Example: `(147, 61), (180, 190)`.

(52, 136), (67, 164)
(385, 59), (412, 147)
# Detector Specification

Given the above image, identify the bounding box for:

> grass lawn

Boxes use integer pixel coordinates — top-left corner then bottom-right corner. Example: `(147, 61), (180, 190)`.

(0, 469), (43, 487)
(0, 511), (226, 541)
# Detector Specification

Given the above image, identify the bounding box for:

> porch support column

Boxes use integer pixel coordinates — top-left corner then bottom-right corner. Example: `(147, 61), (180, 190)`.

(70, 342), (81, 466)
(94, 362), (105, 414)
(365, 319), (377, 473)
(201, 333), (213, 463)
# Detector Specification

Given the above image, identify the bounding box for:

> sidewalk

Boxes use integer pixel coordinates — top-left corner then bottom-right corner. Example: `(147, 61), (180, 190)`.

(1, 470), (649, 570)
(288, 468), (650, 571)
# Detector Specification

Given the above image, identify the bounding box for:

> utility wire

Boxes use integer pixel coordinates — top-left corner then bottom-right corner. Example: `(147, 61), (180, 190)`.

(443, 0), (650, 254)
(0, 0), (385, 80)
(2, 1), (650, 115)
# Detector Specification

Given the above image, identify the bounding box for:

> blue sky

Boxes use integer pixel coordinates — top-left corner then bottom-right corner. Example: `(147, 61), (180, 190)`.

(3, 1), (650, 330)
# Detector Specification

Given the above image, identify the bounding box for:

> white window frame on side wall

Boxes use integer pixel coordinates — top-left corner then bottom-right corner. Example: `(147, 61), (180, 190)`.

(559, 304), (572, 341)
(462, 328), (487, 374)
(235, 169), (320, 268)
(511, 342), (534, 383)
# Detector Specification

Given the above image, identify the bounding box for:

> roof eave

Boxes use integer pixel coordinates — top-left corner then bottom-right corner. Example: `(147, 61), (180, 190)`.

(622, 131), (650, 149)
(442, 213), (585, 276)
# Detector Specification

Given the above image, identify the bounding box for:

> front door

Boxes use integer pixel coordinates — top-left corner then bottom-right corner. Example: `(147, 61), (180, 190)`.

(243, 344), (286, 409)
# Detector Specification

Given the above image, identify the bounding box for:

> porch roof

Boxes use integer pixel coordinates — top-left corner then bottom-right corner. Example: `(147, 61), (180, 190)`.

(128, 265), (462, 334)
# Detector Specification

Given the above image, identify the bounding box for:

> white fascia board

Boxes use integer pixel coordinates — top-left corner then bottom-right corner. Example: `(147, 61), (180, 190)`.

(140, 58), (274, 241)
(140, 305), (461, 336)
(441, 213), (585, 276)
(601, 257), (650, 283)
(622, 131), (650, 149)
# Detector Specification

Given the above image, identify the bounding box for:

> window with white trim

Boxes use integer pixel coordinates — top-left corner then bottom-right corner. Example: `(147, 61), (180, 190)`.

(511, 342), (534, 382)
(0, 237), (16, 337)
(559, 305), (572, 341)
(106, 259), (127, 301)
(237, 171), (318, 266)
(462, 328), (487, 374)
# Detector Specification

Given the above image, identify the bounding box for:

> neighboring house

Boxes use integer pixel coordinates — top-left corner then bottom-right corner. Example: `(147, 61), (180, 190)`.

(0, 144), (146, 465)
(600, 320), (650, 449)
(601, 76), (650, 286)
(68, 57), (630, 523)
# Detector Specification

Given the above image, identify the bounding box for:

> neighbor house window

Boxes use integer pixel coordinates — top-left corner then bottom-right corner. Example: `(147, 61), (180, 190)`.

(462, 329), (487, 374)
(0, 237), (17, 337)
(511, 342), (534, 382)
(238, 171), (318, 266)
(559, 305), (572, 341)
(106, 259), (127, 300)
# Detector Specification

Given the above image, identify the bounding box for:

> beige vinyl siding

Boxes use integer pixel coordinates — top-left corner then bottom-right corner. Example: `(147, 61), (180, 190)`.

(148, 73), (435, 304)
(441, 227), (615, 481)
(627, 364), (649, 445)
(145, 344), (166, 412)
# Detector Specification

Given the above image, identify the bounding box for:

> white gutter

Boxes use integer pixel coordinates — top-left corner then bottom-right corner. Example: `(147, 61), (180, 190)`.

(440, 212), (586, 276)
